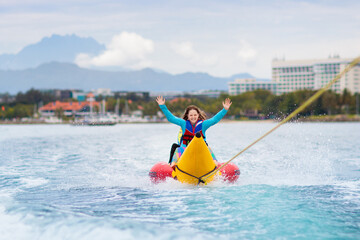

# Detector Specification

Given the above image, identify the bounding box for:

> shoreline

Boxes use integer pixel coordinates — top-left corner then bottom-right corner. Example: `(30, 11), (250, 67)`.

(1, 115), (360, 125)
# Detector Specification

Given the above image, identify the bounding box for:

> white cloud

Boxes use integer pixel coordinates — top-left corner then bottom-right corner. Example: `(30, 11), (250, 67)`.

(173, 41), (194, 58)
(1, 1), (359, 77)
(75, 32), (154, 69)
(237, 40), (257, 62)
(171, 41), (218, 67)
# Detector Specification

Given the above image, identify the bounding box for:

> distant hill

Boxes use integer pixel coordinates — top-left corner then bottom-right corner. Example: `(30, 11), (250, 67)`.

(229, 73), (255, 79)
(0, 62), (258, 93)
(0, 34), (269, 93)
(0, 34), (105, 70)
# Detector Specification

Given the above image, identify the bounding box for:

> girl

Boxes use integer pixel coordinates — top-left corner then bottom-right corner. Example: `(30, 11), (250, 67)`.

(156, 96), (232, 166)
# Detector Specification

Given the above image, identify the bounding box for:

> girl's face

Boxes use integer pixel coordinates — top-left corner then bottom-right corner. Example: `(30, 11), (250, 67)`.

(188, 109), (199, 125)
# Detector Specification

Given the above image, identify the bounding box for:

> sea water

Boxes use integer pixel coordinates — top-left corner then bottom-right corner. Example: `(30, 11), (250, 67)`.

(0, 122), (359, 239)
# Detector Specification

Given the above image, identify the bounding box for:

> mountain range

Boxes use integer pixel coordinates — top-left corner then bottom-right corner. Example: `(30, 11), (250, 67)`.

(0, 34), (105, 70)
(0, 34), (266, 94)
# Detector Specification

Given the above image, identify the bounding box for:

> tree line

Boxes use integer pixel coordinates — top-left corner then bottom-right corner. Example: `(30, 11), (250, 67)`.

(155, 89), (358, 119)
(0, 88), (359, 120)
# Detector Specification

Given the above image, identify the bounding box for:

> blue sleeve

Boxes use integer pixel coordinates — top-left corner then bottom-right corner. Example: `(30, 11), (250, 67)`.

(159, 105), (186, 132)
(202, 108), (228, 132)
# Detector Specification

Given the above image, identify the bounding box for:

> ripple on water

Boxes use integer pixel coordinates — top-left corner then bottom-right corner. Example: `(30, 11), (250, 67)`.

(0, 123), (359, 239)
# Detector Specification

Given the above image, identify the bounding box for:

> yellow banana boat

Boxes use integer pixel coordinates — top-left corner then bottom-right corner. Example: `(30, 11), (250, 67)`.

(149, 132), (240, 185)
(172, 132), (219, 185)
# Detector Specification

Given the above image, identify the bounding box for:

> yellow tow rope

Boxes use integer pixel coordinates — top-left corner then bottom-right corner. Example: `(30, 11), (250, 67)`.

(201, 56), (360, 183)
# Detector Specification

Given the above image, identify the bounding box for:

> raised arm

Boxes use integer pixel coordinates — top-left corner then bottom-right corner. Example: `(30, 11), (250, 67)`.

(202, 98), (232, 131)
(156, 96), (185, 128)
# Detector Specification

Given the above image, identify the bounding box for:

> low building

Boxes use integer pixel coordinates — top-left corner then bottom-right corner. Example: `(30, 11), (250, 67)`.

(228, 78), (277, 95)
(0, 93), (15, 103)
(39, 89), (84, 101)
(113, 91), (150, 101)
(92, 88), (114, 97)
(39, 93), (100, 117)
(71, 91), (87, 102)
(186, 90), (226, 98)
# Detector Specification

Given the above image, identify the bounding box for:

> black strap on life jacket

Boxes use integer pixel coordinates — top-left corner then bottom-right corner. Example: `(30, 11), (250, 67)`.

(175, 165), (217, 185)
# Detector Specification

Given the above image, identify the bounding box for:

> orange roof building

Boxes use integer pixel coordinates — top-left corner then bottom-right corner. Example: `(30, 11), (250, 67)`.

(86, 93), (95, 99)
(39, 100), (100, 117)
(169, 97), (191, 103)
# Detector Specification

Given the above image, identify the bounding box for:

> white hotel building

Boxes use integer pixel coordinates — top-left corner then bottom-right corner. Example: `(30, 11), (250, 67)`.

(228, 78), (277, 95)
(228, 57), (360, 96)
(272, 57), (360, 95)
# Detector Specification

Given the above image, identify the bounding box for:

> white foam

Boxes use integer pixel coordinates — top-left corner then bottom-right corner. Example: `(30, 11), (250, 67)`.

(0, 205), (34, 239)
(20, 177), (48, 188)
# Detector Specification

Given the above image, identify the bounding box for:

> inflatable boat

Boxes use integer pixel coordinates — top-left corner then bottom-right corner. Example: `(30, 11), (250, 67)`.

(149, 133), (240, 185)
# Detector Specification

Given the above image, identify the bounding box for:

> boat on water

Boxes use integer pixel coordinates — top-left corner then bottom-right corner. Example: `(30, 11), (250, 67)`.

(149, 133), (240, 185)
(72, 115), (117, 126)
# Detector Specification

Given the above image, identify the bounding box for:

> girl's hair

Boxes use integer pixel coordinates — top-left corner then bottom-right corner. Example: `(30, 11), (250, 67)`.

(182, 105), (207, 121)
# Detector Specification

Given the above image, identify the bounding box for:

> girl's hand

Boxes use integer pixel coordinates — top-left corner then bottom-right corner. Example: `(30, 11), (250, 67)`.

(222, 98), (232, 110)
(156, 96), (165, 105)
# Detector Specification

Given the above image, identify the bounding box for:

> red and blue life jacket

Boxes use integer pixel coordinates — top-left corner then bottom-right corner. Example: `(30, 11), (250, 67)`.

(180, 120), (204, 146)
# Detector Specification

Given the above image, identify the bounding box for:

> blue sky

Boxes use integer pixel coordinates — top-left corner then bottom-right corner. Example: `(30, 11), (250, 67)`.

(0, 0), (359, 78)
